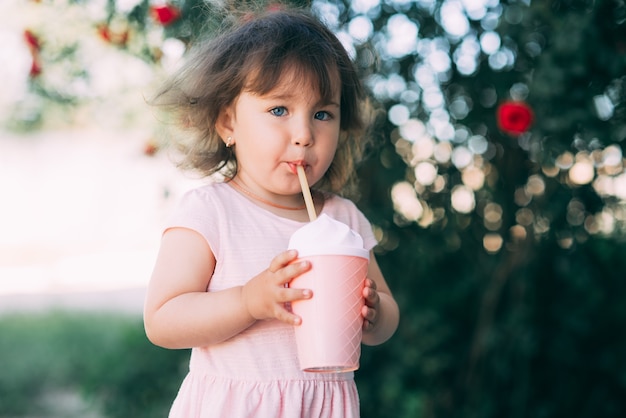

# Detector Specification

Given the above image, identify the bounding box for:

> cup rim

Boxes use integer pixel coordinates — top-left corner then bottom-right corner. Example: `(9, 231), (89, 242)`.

(293, 248), (370, 259)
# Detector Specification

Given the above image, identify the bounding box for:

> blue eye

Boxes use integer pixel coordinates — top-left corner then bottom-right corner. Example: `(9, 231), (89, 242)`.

(314, 111), (332, 121)
(270, 107), (287, 117)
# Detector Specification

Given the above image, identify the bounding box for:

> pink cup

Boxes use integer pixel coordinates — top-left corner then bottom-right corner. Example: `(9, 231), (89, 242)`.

(290, 254), (368, 373)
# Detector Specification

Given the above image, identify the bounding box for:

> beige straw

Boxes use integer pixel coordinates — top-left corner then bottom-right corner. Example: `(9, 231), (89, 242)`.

(296, 165), (317, 221)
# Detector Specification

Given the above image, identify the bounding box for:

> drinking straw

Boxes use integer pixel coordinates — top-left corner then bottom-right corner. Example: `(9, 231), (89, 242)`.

(296, 165), (317, 221)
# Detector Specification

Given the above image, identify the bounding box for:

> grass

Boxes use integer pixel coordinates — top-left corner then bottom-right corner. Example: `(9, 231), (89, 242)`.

(0, 311), (189, 417)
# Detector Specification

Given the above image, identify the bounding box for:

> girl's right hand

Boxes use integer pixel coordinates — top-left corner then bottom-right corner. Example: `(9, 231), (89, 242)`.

(241, 250), (312, 326)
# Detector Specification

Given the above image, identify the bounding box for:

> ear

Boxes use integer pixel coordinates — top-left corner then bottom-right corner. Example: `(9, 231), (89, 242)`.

(215, 104), (235, 145)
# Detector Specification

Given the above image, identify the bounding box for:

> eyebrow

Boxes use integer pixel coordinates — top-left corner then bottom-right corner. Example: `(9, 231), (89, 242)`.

(263, 92), (340, 108)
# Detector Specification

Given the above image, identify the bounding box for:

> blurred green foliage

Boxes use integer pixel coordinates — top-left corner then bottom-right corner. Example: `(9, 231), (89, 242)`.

(351, 1), (626, 415)
(0, 312), (188, 417)
(357, 235), (626, 417)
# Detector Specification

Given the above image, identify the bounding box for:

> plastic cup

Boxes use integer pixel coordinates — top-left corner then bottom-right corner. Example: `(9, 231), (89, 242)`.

(290, 254), (368, 373)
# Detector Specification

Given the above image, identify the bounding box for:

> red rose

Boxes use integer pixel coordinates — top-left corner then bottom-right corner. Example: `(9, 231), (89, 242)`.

(29, 58), (42, 77)
(496, 101), (534, 136)
(97, 24), (129, 46)
(24, 29), (40, 51)
(143, 140), (158, 156)
(24, 30), (42, 77)
(151, 4), (181, 26)
(97, 24), (112, 42)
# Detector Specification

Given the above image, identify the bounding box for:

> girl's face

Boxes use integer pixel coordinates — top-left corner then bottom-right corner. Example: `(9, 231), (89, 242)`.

(221, 69), (341, 206)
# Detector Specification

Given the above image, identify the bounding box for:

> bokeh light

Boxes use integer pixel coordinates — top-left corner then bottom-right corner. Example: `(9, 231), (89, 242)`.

(3, 0), (626, 257)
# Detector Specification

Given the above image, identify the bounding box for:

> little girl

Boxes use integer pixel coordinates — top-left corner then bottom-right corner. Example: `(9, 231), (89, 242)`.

(144, 8), (399, 418)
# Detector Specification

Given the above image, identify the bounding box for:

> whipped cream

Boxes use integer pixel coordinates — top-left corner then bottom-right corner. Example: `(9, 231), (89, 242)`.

(288, 214), (369, 259)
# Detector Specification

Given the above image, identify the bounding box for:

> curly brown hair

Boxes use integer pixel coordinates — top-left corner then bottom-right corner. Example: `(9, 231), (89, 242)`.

(149, 8), (373, 195)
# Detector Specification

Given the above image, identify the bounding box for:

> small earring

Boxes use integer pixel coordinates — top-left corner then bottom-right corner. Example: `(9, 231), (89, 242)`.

(226, 136), (234, 148)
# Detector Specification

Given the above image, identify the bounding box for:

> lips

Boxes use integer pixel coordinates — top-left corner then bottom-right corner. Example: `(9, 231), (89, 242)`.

(287, 161), (308, 174)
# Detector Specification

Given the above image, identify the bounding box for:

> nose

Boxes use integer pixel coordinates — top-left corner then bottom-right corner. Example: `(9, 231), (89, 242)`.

(291, 119), (314, 147)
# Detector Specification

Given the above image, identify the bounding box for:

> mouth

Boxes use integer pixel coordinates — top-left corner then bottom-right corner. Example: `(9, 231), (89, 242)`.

(287, 161), (307, 175)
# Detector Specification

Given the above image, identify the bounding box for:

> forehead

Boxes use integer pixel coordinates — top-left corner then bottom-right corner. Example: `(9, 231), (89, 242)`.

(267, 68), (340, 101)
(244, 60), (341, 104)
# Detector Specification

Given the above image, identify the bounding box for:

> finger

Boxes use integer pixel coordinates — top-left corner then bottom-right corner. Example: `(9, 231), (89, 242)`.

(361, 305), (376, 323)
(277, 286), (312, 303)
(269, 250), (299, 273)
(361, 308), (375, 331)
(362, 279), (376, 296)
(277, 260), (311, 285)
(362, 319), (373, 332)
(363, 287), (380, 307)
(275, 305), (303, 326)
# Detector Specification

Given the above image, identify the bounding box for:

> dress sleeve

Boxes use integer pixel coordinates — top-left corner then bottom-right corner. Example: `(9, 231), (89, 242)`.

(165, 186), (220, 257)
(353, 206), (378, 252)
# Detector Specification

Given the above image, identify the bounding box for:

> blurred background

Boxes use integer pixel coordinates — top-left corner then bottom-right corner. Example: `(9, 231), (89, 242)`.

(1, 0), (626, 416)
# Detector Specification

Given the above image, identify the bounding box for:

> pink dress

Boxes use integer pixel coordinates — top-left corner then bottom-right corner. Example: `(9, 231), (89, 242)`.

(165, 182), (377, 418)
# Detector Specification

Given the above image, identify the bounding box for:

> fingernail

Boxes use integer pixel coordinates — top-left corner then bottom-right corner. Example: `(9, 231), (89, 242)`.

(302, 289), (312, 297)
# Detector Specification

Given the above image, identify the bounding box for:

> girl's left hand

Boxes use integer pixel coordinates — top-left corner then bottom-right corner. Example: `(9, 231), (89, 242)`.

(361, 278), (380, 332)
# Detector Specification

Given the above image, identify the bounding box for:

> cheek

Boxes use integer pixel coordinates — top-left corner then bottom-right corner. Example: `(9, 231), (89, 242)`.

(327, 136), (340, 158)
(317, 148), (337, 175)
(239, 142), (283, 169)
